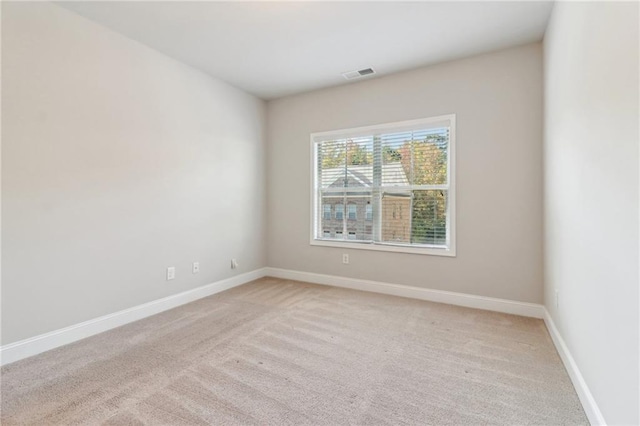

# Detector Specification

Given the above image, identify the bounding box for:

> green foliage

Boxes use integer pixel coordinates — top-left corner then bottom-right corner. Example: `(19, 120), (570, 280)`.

(398, 133), (448, 245)
(397, 134), (447, 185)
(382, 145), (402, 162)
(320, 142), (346, 168)
(411, 190), (447, 245)
(346, 140), (372, 165)
(321, 140), (372, 168)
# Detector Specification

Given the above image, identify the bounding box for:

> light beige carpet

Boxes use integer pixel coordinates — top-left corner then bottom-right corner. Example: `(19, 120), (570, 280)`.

(1, 277), (587, 425)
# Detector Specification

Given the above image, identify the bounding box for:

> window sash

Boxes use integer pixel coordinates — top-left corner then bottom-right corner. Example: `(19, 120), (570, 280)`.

(321, 184), (448, 194)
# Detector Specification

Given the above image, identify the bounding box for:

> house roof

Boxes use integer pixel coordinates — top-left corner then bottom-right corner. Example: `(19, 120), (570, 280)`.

(321, 163), (409, 189)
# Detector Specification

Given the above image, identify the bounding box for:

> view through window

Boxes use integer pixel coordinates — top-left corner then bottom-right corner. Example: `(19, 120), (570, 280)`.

(311, 115), (455, 255)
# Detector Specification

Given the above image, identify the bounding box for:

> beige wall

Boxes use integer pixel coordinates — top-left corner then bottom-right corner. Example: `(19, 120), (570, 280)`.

(267, 43), (543, 303)
(544, 2), (639, 424)
(1, 2), (267, 345)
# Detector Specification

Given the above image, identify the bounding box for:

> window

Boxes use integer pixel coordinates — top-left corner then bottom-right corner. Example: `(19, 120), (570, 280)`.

(311, 115), (455, 256)
(323, 230), (331, 238)
(323, 205), (331, 220)
(348, 204), (357, 220)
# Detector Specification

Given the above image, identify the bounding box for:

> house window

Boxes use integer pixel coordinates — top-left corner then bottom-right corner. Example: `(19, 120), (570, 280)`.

(323, 230), (331, 238)
(323, 205), (331, 220)
(348, 204), (357, 220)
(312, 115), (456, 256)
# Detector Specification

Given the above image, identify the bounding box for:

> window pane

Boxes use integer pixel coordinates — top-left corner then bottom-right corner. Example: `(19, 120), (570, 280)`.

(320, 194), (373, 242)
(365, 204), (373, 220)
(380, 133), (411, 187)
(323, 204), (331, 220)
(318, 140), (347, 195)
(346, 137), (373, 165)
(320, 195), (343, 239)
(412, 128), (448, 185)
(381, 192), (412, 243)
(345, 194), (372, 241)
(345, 137), (374, 188)
(320, 138), (374, 191)
(411, 190), (447, 246)
(347, 204), (357, 220)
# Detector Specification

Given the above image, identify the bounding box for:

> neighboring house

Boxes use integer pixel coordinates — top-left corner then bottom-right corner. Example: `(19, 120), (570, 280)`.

(320, 163), (411, 242)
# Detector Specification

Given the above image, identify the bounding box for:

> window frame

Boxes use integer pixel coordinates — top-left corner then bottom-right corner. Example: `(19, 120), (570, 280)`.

(310, 114), (456, 257)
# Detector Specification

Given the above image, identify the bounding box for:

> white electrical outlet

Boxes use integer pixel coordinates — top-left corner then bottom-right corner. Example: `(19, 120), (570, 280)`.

(192, 262), (200, 274)
(167, 266), (176, 281)
(231, 259), (238, 269)
(342, 254), (349, 264)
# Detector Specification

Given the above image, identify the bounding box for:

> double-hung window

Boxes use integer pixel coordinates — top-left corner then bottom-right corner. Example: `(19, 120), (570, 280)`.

(348, 204), (357, 220)
(311, 115), (456, 256)
(323, 204), (331, 220)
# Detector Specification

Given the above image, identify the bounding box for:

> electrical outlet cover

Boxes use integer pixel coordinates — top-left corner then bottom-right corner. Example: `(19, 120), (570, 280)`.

(167, 266), (176, 280)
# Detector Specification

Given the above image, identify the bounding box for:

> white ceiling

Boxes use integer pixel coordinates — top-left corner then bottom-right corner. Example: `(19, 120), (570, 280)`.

(57, 1), (553, 100)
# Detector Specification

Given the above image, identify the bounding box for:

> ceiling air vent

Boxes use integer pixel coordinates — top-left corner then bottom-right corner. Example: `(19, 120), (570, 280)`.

(342, 68), (376, 80)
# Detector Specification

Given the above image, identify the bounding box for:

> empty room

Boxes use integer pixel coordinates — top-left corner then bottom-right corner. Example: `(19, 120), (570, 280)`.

(1, 1), (638, 425)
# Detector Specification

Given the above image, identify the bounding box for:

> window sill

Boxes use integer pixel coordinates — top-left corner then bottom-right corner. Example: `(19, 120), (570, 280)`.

(309, 238), (456, 257)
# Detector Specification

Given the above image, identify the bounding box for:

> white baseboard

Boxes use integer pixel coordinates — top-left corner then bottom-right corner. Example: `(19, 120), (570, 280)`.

(543, 309), (606, 426)
(0, 268), (268, 366)
(2, 267), (542, 366)
(2, 265), (599, 424)
(265, 267), (545, 318)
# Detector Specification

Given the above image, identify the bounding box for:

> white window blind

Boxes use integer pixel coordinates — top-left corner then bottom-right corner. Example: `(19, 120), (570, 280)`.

(311, 115), (455, 256)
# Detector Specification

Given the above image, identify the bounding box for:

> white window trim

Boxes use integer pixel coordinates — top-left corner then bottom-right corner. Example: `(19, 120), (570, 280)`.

(309, 114), (456, 257)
